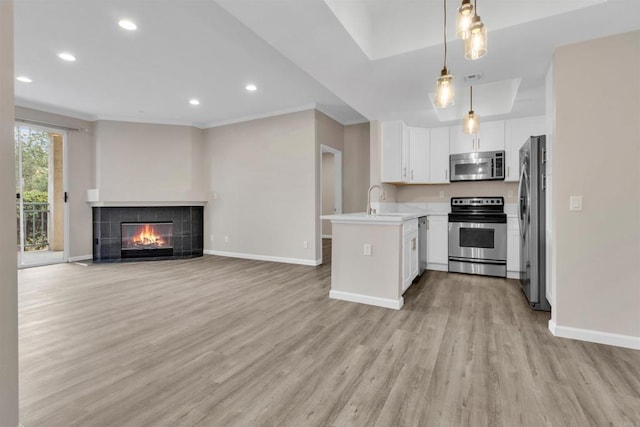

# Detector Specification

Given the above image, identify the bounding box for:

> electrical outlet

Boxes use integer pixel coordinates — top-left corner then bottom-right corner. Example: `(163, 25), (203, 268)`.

(507, 190), (513, 198)
(224, 236), (229, 243)
(210, 234), (214, 241)
(363, 243), (372, 256)
(213, 192), (218, 200)
(381, 190), (387, 201)
(439, 191), (444, 198)
(303, 240), (308, 249)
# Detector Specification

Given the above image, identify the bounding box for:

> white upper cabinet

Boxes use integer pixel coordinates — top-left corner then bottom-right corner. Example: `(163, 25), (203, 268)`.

(504, 116), (546, 182)
(381, 121), (450, 184)
(408, 126), (430, 184)
(381, 120), (407, 183)
(429, 127), (450, 184)
(450, 120), (505, 154)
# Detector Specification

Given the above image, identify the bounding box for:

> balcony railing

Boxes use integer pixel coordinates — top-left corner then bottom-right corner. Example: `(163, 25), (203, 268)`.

(17, 202), (49, 251)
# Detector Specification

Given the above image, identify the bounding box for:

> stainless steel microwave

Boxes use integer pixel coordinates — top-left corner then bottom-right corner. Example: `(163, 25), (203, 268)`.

(449, 150), (505, 182)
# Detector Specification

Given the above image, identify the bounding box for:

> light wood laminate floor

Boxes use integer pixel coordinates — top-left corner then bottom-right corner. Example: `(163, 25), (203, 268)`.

(18, 241), (640, 426)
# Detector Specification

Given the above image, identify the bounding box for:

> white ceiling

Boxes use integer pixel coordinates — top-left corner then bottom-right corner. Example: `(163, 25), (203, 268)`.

(13, 0), (640, 129)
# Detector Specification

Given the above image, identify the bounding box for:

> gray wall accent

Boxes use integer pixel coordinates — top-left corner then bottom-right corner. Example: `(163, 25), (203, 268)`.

(203, 110), (318, 263)
(0, 1), (19, 425)
(552, 30), (640, 339)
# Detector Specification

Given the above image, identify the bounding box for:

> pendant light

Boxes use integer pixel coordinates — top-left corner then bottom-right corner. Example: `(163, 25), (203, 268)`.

(435, 0), (455, 108)
(456, 0), (474, 40)
(464, 0), (487, 60)
(463, 86), (479, 134)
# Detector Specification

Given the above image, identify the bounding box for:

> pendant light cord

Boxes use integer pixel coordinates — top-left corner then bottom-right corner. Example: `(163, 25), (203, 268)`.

(443, 0), (447, 69)
(470, 86), (473, 110)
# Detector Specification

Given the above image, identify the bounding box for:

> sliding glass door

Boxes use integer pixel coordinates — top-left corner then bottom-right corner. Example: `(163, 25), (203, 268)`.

(15, 124), (67, 267)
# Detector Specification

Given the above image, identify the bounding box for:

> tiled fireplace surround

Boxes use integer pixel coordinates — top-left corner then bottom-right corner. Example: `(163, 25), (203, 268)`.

(92, 206), (204, 262)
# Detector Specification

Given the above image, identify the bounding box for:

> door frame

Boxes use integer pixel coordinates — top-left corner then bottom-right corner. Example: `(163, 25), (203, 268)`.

(14, 122), (69, 267)
(319, 144), (342, 262)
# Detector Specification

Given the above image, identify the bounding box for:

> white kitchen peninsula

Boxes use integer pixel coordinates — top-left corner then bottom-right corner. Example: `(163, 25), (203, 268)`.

(321, 212), (424, 310)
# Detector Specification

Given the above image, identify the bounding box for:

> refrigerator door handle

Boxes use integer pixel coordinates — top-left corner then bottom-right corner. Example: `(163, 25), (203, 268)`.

(518, 166), (529, 238)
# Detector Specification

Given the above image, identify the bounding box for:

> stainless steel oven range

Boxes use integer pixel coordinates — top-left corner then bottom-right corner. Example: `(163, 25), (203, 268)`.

(448, 197), (507, 277)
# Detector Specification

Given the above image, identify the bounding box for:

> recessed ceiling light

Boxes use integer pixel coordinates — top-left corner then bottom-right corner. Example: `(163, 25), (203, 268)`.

(245, 84), (257, 92)
(57, 52), (76, 62)
(189, 99), (200, 106)
(16, 76), (32, 83)
(118, 19), (137, 31)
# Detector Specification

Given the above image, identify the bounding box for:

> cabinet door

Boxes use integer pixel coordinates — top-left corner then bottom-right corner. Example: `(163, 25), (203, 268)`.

(402, 230), (419, 292)
(401, 124), (410, 183)
(410, 230), (419, 281)
(402, 233), (410, 291)
(449, 125), (475, 154)
(429, 127), (450, 183)
(381, 121), (404, 183)
(476, 120), (505, 152)
(507, 217), (520, 273)
(505, 116), (545, 182)
(427, 216), (449, 265)
(408, 127), (430, 183)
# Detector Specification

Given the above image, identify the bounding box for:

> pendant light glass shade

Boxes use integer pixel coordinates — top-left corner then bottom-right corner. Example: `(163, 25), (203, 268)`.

(464, 14), (487, 60)
(435, 67), (455, 108)
(463, 110), (479, 134)
(463, 86), (479, 134)
(434, 0), (454, 108)
(456, 0), (474, 39)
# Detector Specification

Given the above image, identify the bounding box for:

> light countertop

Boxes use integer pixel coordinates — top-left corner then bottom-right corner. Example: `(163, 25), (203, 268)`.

(321, 211), (434, 224)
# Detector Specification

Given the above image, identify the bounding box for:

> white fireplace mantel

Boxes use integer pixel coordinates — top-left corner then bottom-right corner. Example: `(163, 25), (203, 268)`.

(85, 189), (208, 207)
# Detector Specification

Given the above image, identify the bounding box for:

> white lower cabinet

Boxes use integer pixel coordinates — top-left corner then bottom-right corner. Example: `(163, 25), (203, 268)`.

(426, 215), (448, 269)
(507, 217), (520, 277)
(402, 219), (419, 292)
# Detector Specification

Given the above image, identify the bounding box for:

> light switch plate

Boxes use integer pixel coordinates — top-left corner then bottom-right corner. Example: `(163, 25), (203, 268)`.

(570, 196), (583, 211)
(363, 243), (372, 256)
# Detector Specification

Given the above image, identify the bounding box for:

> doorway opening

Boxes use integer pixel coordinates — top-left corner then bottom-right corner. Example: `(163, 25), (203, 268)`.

(320, 145), (342, 263)
(15, 124), (67, 267)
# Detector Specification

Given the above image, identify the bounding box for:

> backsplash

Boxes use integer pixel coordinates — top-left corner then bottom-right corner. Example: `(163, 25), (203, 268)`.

(395, 182), (519, 204)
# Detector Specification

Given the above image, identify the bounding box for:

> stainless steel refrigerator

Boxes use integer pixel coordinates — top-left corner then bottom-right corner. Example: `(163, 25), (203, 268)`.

(518, 135), (551, 311)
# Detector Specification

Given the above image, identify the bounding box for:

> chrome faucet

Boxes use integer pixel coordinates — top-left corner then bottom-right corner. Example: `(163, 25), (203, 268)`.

(367, 184), (383, 215)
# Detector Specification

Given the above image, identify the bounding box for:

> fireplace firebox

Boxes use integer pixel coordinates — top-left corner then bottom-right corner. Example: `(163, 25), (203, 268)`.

(121, 222), (174, 258)
(93, 206), (203, 262)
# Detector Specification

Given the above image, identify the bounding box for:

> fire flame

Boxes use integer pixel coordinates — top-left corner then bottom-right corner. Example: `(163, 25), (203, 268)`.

(133, 224), (164, 247)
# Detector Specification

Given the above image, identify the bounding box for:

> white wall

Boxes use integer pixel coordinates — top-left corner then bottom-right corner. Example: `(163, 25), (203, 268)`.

(93, 120), (205, 202)
(203, 110), (318, 264)
(552, 30), (640, 348)
(0, 1), (19, 425)
(322, 153), (335, 236)
(343, 123), (370, 213)
(315, 111), (344, 258)
(15, 107), (95, 259)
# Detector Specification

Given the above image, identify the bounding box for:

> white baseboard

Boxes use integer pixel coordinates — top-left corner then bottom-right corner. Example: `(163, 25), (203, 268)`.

(507, 271), (519, 279)
(321, 235), (332, 239)
(329, 290), (403, 310)
(68, 254), (92, 262)
(427, 263), (448, 272)
(204, 250), (321, 266)
(549, 319), (640, 350)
